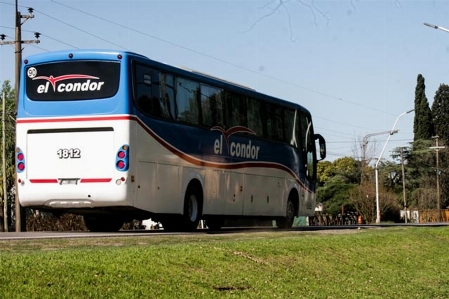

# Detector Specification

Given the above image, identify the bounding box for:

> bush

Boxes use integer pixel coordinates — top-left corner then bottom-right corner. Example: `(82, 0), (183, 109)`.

(26, 212), (143, 231)
(26, 213), (87, 231)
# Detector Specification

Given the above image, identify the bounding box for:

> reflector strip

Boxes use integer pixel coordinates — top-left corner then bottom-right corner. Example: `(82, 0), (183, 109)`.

(30, 179), (58, 183)
(80, 178), (112, 183)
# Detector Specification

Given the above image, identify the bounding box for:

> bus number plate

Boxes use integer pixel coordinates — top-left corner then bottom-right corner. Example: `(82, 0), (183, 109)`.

(57, 148), (81, 159)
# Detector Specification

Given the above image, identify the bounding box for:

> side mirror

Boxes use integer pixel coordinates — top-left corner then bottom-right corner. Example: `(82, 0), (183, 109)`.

(314, 134), (326, 161)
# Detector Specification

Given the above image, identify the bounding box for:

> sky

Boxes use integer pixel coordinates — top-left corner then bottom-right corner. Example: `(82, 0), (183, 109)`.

(1, 0), (449, 163)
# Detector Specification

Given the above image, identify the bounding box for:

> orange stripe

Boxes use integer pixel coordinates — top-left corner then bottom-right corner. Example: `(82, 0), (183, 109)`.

(29, 179), (58, 183)
(17, 115), (136, 124)
(80, 178), (112, 183)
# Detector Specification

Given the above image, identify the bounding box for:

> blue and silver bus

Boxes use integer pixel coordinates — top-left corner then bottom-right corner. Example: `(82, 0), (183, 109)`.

(16, 49), (326, 232)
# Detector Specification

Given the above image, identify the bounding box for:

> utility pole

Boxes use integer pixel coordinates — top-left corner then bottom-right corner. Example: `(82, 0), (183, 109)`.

(0, 0), (40, 232)
(2, 92), (7, 232)
(400, 147), (407, 224)
(430, 136), (445, 222)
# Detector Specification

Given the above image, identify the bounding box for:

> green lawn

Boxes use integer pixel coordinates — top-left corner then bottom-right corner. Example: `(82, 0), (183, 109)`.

(0, 227), (448, 298)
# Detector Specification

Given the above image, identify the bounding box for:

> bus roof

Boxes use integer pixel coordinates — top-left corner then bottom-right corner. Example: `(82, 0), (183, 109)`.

(24, 49), (312, 115)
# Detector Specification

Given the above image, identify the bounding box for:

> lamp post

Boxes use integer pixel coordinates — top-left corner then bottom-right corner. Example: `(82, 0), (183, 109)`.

(374, 109), (414, 224)
(424, 22), (449, 34)
(361, 131), (398, 184)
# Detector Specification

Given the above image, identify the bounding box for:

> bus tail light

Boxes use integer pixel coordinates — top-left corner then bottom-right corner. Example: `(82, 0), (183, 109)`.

(115, 144), (129, 171)
(16, 148), (25, 173)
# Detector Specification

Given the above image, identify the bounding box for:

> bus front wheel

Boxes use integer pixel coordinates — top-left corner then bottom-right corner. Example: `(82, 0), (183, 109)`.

(182, 184), (202, 231)
(277, 200), (295, 229)
(206, 218), (224, 230)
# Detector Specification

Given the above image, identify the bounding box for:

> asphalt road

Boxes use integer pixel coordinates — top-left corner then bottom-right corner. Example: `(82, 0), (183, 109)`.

(0, 223), (448, 240)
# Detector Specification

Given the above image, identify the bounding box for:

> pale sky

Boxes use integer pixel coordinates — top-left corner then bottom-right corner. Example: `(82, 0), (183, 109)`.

(1, 0), (448, 163)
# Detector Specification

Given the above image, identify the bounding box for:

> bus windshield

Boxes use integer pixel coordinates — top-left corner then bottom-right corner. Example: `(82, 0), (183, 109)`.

(25, 61), (120, 101)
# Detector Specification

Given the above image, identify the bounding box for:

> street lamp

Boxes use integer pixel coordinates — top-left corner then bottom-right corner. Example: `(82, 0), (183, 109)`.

(374, 109), (414, 224)
(424, 22), (449, 34)
(361, 131), (398, 183)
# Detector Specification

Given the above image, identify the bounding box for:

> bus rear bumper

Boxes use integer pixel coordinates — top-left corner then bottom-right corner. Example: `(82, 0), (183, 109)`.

(17, 180), (134, 209)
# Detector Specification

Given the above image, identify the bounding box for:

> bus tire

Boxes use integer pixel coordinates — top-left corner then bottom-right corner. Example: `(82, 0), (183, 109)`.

(277, 200), (295, 229)
(83, 215), (124, 232)
(206, 218), (224, 231)
(182, 183), (202, 231)
(161, 217), (179, 232)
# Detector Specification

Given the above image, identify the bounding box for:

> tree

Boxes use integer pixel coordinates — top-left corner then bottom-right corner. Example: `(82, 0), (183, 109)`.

(349, 182), (399, 224)
(0, 80), (16, 232)
(413, 74), (433, 141)
(432, 84), (449, 144)
(404, 139), (435, 209)
(332, 156), (361, 184)
(317, 160), (332, 186)
(430, 84), (449, 208)
(316, 157), (361, 216)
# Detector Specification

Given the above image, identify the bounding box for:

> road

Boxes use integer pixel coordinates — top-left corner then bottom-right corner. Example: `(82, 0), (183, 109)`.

(1, 223), (448, 240)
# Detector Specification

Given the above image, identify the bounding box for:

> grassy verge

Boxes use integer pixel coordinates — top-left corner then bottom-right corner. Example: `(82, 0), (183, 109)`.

(0, 227), (448, 298)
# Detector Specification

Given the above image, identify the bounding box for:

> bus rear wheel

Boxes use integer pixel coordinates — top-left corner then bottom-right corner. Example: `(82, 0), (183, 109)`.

(206, 218), (224, 230)
(83, 215), (124, 232)
(181, 184), (202, 231)
(277, 200), (295, 229)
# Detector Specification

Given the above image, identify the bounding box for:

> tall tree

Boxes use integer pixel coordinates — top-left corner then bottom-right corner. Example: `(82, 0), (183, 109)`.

(0, 80), (16, 232)
(432, 84), (449, 144)
(413, 74), (433, 141)
(430, 85), (449, 209)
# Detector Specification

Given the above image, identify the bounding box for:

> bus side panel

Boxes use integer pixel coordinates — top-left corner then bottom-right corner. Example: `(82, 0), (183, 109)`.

(223, 172), (243, 215)
(135, 162), (182, 214)
(202, 169), (225, 215)
(298, 185), (316, 217)
(243, 173), (282, 216)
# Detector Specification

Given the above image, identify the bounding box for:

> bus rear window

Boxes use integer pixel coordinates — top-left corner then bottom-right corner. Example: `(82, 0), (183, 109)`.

(25, 61), (120, 101)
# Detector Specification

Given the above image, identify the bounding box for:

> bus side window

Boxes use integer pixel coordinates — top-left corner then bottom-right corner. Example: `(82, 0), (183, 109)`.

(160, 73), (175, 119)
(176, 77), (200, 125)
(201, 84), (223, 127)
(134, 65), (162, 117)
(297, 112), (316, 180)
(247, 97), (263, 137)
(224, 91), (247, 129)
(284, 109), (295, 146)
(266, 103), (284, 142)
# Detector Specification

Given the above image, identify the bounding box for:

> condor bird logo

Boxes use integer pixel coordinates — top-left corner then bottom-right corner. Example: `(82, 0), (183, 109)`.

(28, 68), (104, 93)
(211, 126), (261, 160)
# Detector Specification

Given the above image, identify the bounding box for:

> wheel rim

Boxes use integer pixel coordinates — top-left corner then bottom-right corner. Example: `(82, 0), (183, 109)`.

(188, 194), (198, 222)
(286, 201), (294, 220)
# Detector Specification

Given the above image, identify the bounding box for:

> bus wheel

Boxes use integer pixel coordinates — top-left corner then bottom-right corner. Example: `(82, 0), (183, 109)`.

(161, 217), (179, 232)
(182, 184), (202, 231)
(277, 200), (295, 229)
(206, 218), (224, 231)
(83, 215), (124, 232)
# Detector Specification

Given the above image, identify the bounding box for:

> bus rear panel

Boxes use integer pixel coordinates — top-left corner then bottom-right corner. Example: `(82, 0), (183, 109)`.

(17, 51), (135, 214)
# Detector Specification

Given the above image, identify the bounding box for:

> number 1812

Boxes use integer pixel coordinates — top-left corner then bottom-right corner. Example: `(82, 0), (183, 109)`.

(57, 148), (81, 159)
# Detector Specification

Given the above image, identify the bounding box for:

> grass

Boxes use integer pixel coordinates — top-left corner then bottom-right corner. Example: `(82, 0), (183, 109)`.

(0, 227), (448, 298)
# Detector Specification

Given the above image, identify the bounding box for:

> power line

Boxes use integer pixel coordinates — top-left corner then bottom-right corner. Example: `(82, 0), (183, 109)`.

(2, 1), (415, 154)
(3, 1), (405, 136)
(48, 0), (398, 117)
(1, 25), (76, 49)
(32, 8), (128, 50)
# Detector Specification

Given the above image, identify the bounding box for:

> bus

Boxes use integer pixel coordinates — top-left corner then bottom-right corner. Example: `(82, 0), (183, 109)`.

(16, 49), (326, 232)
